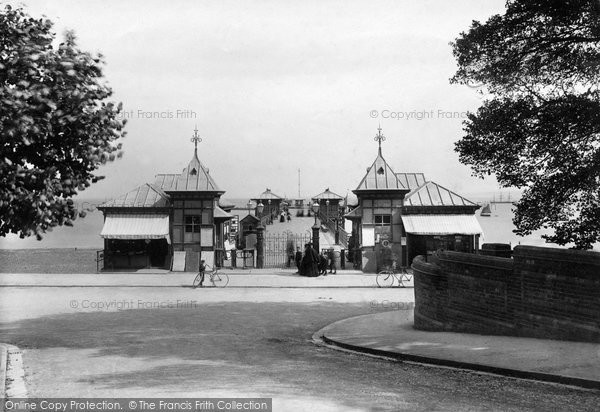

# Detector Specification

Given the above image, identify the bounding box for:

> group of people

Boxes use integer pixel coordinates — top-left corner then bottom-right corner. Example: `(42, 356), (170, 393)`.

(295, 243), (336, 277)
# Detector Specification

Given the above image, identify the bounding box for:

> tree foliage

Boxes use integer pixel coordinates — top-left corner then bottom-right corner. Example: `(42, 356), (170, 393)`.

(451, 0), (600, 249)
(0, 5), (126, 239)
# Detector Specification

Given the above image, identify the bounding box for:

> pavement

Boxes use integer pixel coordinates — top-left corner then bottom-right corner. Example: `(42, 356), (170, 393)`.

(0, 269), (389, 288)
(0, 344), (6, 399)
(316, 310), (600, 390)
(0, 343), (26, 398)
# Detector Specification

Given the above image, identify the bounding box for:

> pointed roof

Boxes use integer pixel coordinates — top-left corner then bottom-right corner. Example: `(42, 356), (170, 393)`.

(99, 183), (170, 208)
(312, 188), (344, 200)
(354, 152), (408, 192)
(240, 214), (260, 224)
(154, 151), (222, 193)
(404, 181), (478, 207)
(354, 127), (409, 193)
(256, 188), (282, 201)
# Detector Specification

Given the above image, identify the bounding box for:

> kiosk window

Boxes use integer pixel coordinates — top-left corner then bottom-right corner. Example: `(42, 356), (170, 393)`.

(185, 215), (201, 233)
(374, 215), (391, 226)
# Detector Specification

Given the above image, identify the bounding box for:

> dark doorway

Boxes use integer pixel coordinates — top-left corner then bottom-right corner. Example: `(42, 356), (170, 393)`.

(148, 239), (169, 267)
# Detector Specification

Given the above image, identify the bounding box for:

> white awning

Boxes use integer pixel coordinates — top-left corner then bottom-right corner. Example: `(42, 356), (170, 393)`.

(401, 214), (483, 235)
(100, 214), (170, 243)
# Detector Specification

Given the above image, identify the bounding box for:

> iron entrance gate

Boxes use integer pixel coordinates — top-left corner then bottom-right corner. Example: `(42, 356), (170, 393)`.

(264, 232), (312, 268)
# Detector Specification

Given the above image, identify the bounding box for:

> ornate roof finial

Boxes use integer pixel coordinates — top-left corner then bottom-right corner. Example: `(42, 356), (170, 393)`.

(191, 125), (202, 155)
(374, 123), (386, 156)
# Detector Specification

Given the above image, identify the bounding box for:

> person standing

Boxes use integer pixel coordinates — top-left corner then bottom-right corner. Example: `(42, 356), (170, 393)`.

(327, 249), (337, 274)
(295, 247), (302, 274)
(318, 252), (328, 275)
(286, 240), (295, 268)
(301, 243), (319, 277)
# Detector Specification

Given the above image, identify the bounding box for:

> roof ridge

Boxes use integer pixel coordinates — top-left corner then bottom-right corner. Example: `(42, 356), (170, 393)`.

(426, 181), (477, 205)
(395, 171), (426, 175)
(406, 180), (476, 206)
(313, 188), (344, 198)
(146, 182), (169, 199)
(99, 182), (170, 208)
(405, 180), (431, 198)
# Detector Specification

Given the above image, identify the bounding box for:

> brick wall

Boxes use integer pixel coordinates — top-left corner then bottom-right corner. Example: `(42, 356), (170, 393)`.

(412, 246), (600, 343)
(511, 246), (600, 342)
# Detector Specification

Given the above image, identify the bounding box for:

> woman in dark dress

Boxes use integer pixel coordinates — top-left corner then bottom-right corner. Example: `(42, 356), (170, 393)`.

(300, 243), (319, 277)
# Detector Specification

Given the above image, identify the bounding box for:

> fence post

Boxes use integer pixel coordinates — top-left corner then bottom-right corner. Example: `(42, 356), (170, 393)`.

(231, 249), (237, 268)
(256, 224), (265, 268)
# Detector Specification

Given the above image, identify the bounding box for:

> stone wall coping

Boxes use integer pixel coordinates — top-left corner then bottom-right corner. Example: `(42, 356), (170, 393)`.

(437, 251), (514, 269)
(514, 245), (600, 265)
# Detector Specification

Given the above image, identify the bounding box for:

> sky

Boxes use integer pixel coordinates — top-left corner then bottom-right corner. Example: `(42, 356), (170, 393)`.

(17, 0), (510, 202)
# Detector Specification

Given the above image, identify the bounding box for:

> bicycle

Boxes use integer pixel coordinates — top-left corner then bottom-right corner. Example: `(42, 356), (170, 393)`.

(376, 263), (412, 288)
(193, 266), (229, 288)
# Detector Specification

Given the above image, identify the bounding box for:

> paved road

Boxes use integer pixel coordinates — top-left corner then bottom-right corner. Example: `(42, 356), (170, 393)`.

(1, 287), (598, 411)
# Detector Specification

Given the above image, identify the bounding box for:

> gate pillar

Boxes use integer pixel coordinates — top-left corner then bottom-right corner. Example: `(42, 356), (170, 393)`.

(256, 224), (265, 268)
(312, 223), (320, 252)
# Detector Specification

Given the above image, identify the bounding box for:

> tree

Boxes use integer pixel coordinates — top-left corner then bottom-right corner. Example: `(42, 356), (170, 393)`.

(0, 5), (126, 240)
(451, 0), (600, 249)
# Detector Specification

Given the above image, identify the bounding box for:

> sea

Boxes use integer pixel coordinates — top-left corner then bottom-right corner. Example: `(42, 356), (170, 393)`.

(0, 200), (598, 251)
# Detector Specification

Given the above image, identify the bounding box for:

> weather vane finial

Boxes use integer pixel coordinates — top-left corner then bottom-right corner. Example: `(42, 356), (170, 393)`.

(191, 125), (202, 155)
(374, 123), (386, 155)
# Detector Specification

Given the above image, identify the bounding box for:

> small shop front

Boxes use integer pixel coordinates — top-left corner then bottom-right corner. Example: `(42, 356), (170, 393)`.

(401, 214), (482, 262)
(100, 214), (171, 270)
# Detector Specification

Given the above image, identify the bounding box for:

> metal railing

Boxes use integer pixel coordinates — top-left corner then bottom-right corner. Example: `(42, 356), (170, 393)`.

(263, 232), (311, 268)
(317, 211), (348, 248)
(217, 249), (255, 269)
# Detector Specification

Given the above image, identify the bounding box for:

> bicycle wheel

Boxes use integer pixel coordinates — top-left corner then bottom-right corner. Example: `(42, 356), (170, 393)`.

(192, 273), (203, 288)
(376, 271), (395, 288)
(210, 271), (229, 287)
(398, 273), (412, 287)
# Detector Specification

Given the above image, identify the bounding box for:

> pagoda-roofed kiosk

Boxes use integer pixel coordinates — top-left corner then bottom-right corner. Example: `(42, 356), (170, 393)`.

(98, 131), (232, 271)
(346, 129), (410, 273)
(311, 188), (344, 221)
(251, 188), (283, 222)
(345, 128), (482, 272)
